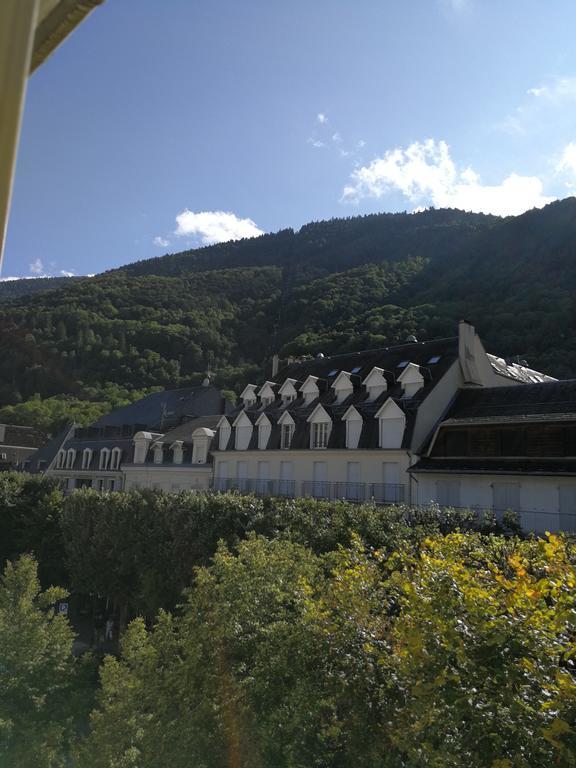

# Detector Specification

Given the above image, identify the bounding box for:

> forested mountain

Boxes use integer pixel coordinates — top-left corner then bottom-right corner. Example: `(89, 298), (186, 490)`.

(1, 199), (576, 430)
(0, 275), (81, 301)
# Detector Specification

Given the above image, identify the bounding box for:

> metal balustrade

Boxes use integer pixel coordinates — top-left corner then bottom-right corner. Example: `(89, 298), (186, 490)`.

(302, 481), (406, 503)
(213, 477), (406, 504)
(213, 477), (296, 497)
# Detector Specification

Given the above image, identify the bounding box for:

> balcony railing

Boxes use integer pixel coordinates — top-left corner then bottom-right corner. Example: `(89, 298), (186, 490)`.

(213, 478), (296, 497)
(213, 478), (406, 504)
(302, 481), (406, 503)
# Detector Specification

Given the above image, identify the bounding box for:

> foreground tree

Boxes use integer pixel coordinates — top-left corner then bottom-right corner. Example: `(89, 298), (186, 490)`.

(0, 555), (90, 767)
(79, 533), (576, 768)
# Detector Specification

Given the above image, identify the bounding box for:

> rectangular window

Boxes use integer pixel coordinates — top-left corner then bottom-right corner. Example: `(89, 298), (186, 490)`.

(279, 461), (294, 496)
(492, 483), (520, 515)
(312, 421), (330, 449)
(281, 423), (294, 449)
(436, 479), (461, 508)
(312, 461), (328, 498)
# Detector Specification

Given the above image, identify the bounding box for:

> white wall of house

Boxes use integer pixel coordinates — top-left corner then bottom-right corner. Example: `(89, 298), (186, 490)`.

(414, 472), (576, 533)
(123, 464), (212, 492)
(212, 449), (411, 502)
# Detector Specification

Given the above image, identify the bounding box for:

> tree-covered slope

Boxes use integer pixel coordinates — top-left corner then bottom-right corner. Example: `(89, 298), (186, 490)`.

(1, 200), (576, 421)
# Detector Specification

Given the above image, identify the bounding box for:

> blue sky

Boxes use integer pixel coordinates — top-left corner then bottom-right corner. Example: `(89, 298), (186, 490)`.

(4, 0), (576, 279)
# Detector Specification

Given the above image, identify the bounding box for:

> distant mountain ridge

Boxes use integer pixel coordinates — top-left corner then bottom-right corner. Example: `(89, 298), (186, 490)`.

(1, 199), (576, 409)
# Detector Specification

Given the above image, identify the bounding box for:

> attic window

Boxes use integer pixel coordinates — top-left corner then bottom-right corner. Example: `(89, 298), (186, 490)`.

(351, 366), (362, 374)
(327, 369), (339, 377)
(428, 356), (441, 364)
(397, 361), (409, 368)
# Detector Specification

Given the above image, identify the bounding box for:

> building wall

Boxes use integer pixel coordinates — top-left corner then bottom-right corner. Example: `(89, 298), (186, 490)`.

(414, 472), (576, 533)
(123, 464), (212, 492)
(212, 448), (412, 500)
(47, 469), (124, 492)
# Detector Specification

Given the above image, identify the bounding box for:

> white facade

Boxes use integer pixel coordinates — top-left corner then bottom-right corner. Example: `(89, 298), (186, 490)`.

(414, 472), (576, 534)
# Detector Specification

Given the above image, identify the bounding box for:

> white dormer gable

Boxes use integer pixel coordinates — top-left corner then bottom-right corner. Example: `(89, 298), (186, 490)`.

(216, 416), (231, 450)
(278, 410), (295, 426)
(301, 375), (320, 404)
(279, 378), (298, 403)
(258, 381), (276, 407)
(342, 405), (363, 449)
(233, 411), (253, 450)
(362, 367), (388, 401)
(240, 384), (258, 407)
(374, 398), (406, 449)
(255, 412), (272, 449)
(397, 362), (424, 397)
(306, 403), (331, 424)
(331, 371), (354, 403)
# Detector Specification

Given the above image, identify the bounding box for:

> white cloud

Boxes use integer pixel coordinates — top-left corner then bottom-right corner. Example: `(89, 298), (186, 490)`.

(60, 270), (75, 277)
(307, 137), (325, 148)
(341, 139), (554, 216)
(332, 132), (342, 144)
(556, 142), (576, 175)
(153, 236), (170, 248)
(29, 258), (44, 275)
(317, 113), (327, 124)
(501, 76), (576, 135)
(174, 210), (264, 245)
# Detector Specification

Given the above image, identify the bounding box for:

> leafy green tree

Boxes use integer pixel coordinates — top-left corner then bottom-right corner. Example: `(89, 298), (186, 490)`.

(0, 555), (91, 767)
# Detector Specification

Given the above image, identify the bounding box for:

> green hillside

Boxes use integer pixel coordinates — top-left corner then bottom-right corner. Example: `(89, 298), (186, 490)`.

(1, 199), (576, 430)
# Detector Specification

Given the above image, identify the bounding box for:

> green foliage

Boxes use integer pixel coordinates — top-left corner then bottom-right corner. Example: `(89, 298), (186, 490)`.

(0, 472), (67, 587)
(80, 533), (576, 768)
(0, 555), (91, 768)
(4, 201), (576, 412)
(0, 386), (162, 435)
(60, 490), (496, 622)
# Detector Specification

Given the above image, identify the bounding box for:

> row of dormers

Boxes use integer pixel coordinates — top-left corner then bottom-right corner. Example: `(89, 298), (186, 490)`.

(240, 363), (425, 409)
(216, 398), (407, 452)
(55, 447), (122, 471)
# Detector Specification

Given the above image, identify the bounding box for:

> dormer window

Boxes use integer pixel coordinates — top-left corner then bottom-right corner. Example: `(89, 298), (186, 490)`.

(56, 450), (65, 469)
(258, 382), (276, 408)
(217, 417), (231, 450)
(301, 375), (320, 405)
(66, 449), (76, 469)
(82, 448), (93, 469)
(153, 443), (164, 464)
(307, 405), (332, 449)
(110, 448), (122, 470)
(233, 412), (253, 450)
(331, 371), (354, 404)
(278, 411), (295, 449)
(375, 399), (406, 449)
(342, 406), (363, 449)
(397, 362), (424, 398)
(240, 384), (258, 408)
(99, 448), (110, 470)
(362, 367), (388, 401)
(171, 441), (184, 464)
(192, 427), (215, 464)
(256, 413), (272, 450)
(279, 378), (298, 404)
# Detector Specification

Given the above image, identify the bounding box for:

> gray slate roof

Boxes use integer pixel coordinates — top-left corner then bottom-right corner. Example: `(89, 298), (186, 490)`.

(219, 337), (460, 452)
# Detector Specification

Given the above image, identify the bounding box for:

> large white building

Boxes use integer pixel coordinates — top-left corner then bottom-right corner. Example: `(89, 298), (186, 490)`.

(210, 322), (554, 510)
(29, 321), (576, 533)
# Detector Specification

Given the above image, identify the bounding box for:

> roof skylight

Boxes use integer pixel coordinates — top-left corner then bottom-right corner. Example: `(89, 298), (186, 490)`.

(397, 361), (409, 368)
(351, 366), (362, 374)
(327, 369), (339, 377)
(427, 355), (441, 364)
